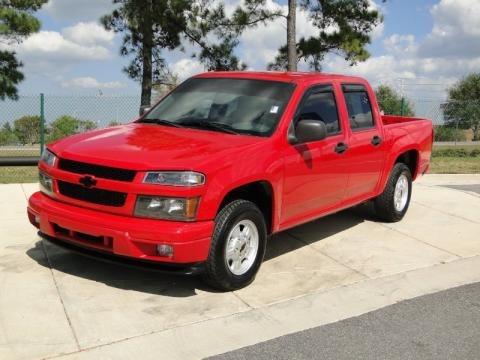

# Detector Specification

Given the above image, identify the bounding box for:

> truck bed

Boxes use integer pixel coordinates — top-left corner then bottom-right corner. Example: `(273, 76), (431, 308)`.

(381, 115), (431, 126)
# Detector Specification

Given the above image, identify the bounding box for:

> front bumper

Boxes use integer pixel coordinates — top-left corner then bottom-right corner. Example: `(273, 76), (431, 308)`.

(28, 191), (214, 265)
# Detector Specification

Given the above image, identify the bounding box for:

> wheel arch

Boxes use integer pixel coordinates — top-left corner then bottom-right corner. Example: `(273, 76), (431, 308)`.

(394, 149), (419, 179)
(217, 180), (275, 235)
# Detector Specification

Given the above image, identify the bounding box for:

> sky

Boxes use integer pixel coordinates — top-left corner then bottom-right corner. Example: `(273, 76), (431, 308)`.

(3, 0), (480, 104)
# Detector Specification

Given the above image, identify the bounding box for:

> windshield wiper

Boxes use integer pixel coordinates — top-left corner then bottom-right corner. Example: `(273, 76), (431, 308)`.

(180, 119), (241, 135)
(138, 118), (184, 128)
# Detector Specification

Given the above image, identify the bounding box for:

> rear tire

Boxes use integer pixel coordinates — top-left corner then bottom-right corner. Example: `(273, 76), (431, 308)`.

(374, 163), (412, 222)
(204, 200), (267, 291)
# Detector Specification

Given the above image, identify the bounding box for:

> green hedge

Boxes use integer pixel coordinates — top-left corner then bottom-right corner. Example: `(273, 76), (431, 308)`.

(432, 148), (480, 157)
(434, 126), (467, 142)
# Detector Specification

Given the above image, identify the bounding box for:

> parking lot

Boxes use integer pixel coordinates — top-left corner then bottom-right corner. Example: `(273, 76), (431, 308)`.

(1, 174), (480, 360)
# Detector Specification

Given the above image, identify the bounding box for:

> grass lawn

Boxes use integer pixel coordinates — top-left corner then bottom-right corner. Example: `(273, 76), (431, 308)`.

(0, 148), (40, 183)
(429, 157), (480, 174)
(0, 167), (38, 184)
(430, 144), (480, 174)
(432, 144), (480, 151)
(0, 145), (479, 184)
(0, 149), (40, 157)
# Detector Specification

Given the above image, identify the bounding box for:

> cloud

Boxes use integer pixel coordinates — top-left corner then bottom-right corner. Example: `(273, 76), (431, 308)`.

(419, 0), (480, 59)
(170, 58), (205, 79)
(62, 22), (115, 46)
(16, 31), (111, 61)
(1, 23), (115, 78)
(61, 77), (126, 89)
(322, 0), (480, 101)
(43, 0), (114, 21)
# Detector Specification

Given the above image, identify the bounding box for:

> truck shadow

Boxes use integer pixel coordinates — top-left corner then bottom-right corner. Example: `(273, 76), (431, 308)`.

(264, 202), (376, 261)
(26, 203), (377, 297)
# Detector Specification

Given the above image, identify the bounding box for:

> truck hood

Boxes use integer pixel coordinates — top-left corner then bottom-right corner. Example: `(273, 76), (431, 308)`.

(49, 123), (266, 171)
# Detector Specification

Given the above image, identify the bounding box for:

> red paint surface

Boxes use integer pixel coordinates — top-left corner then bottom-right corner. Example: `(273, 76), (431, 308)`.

(28, 72), (433, 264)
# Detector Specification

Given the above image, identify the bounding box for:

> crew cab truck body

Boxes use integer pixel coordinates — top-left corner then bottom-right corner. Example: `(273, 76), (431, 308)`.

(28, 72), (433, 290)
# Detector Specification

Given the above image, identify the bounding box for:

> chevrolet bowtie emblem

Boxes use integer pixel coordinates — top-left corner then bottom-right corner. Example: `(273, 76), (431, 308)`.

(79, 175), (97, 188)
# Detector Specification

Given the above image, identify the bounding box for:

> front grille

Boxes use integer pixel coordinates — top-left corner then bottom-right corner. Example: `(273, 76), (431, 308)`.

(58, 158), (136, 182)
(57, 181), (127, 207)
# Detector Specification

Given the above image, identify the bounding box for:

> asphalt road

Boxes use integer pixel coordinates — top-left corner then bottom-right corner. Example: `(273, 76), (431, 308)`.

(209, 282), (480, 360)
(443, 184), (480, 195)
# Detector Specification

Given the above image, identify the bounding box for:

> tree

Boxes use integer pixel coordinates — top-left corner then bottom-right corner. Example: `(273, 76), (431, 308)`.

(102, 0), (185, 110)
(286, 0), (297, 71)
(108, 120), (122, 127)
(0, 0), (48, 100)
(180, 1), (278, 71)
(48, 115), (97, 143)
(0, 122), (19, 145)
(13, 115), (40, 144)
(269, 0), (383, 71)
(151, 72), (179, 104)
(102, 0), (278, 110)
(375, 85), (414, 116)
(443, 73), (480, 141)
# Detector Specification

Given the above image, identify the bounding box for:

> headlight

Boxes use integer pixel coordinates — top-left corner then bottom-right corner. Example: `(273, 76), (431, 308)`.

(134, 196), (200, 221)
(143, 171), (205, 186)
(40, 149), (57, 167)
(39, 172), (53, 195)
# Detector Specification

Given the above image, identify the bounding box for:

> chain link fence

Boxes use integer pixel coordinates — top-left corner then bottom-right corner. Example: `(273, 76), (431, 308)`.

(413, 99), (480, 143)
(0, 94), (140, 183)
(0, 94), (140, 156)
(1, 94), (479, 182)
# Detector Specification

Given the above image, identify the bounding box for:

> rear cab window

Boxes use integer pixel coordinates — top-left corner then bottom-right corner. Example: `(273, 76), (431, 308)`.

(342, 84), (375, 131)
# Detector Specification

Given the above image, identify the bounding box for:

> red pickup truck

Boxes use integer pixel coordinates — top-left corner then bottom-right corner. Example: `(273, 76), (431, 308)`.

(28, 72), (433, 290)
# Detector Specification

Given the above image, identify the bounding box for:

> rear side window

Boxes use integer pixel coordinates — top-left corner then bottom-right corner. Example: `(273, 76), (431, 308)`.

(298, 87), (340, 135)
(343, 85), (374, 131)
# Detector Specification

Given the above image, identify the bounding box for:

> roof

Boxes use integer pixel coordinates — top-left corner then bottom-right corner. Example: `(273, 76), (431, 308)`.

(194, 71), (366, 84)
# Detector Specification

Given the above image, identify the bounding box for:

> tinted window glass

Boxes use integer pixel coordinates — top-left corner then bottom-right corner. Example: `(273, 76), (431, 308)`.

(298, 90), (340, 135)
(343, 90), (374, 130)
(143, 78), (295, 136)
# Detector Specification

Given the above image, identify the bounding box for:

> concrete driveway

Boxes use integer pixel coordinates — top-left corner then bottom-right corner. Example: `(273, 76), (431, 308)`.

(1, 174), (479, 360)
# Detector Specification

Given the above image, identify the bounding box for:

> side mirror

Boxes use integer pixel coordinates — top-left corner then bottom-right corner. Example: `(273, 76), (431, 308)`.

(292, 119), (327, 144)
(139, 105), (151, 116)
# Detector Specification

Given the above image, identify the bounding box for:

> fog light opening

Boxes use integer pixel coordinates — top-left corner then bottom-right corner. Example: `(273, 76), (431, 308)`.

(157, 244), (174, 258)
(28, 211), (41, 228)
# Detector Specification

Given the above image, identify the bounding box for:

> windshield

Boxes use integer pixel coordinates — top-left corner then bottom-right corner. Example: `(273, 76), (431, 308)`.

(141, 77), (296, 136)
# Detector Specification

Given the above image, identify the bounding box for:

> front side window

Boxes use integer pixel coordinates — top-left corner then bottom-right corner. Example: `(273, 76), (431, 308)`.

(141, 78), (296, 136)
(297, 87), (340, 136)
(343, 86), (375, 130)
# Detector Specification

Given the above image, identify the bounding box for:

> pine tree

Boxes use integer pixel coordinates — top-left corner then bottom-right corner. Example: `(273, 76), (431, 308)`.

(102, 0), (280, 111)
(269, 0), (383, 71)
(0, 0), (48, 100)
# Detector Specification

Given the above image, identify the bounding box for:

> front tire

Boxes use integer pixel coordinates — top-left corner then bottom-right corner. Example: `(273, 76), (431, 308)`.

(374, 163), (412, 222)
(204, 200), (267, 291)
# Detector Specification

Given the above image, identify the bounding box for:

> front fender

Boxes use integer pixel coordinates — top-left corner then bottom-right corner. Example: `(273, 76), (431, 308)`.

(195, 146), (284, 227)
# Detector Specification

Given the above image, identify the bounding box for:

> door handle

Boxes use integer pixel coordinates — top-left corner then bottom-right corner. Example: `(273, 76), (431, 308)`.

(334, 142), (348, 154)
(371, 135), (382, 146)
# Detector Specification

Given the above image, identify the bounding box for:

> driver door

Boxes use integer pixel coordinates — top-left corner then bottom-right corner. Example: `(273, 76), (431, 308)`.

(281, 84), (349, 227)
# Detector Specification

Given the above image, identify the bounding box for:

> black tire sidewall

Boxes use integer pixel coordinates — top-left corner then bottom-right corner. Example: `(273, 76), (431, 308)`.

(206, 200), (267, 290)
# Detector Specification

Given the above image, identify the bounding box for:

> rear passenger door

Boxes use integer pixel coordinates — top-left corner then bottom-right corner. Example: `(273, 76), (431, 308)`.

(281, 84), (349, 226)
(341, 84), (386, 201)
